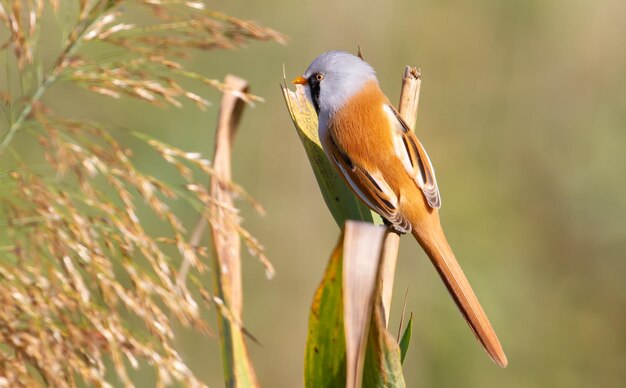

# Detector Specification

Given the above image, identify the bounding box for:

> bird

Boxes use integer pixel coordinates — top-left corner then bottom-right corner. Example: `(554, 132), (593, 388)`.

(293, 50), (507, 367)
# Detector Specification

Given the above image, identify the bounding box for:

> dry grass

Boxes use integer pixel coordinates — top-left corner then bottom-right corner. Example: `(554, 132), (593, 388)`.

(0, 1), (283, 386)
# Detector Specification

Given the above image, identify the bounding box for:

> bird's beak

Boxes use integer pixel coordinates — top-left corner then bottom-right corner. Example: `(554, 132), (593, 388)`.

(292, 76), (307, 85)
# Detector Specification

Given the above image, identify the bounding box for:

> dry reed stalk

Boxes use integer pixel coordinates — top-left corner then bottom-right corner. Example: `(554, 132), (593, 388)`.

(380, 66), (422, 327)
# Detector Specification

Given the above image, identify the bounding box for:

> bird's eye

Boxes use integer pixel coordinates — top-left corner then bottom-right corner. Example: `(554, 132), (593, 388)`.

(315, 73), (324, 81)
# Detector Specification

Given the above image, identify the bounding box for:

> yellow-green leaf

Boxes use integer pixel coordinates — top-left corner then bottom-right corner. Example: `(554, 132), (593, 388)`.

(399, 314), (413, 364)
(280, 82), (382, 228)
(363, 300), (406, 388)
(304, 234), (347, 388)
(304, 223), (406, 388)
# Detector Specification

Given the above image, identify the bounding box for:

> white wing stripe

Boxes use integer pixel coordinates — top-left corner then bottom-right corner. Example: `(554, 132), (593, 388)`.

(384, 105), (415, 177)
(382, 104), (441, 208)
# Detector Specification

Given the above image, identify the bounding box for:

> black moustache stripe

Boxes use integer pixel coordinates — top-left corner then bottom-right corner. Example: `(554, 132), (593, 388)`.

(308, 77), (321, 115)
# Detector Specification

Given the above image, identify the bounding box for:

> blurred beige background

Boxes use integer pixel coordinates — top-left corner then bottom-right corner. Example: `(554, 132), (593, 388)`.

(29, 0), (626, 386)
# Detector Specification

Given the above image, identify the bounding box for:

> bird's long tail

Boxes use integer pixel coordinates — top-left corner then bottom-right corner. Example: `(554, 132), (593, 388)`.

(410, 215), (508, 367)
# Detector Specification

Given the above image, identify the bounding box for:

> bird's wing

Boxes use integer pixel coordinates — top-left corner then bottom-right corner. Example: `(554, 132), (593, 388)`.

(323, 132), (411, 233)
(384, 105), (441, 209)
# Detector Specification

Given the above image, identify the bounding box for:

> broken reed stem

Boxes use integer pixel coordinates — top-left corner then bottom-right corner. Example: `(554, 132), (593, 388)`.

(397, 66), (422, 131)
(380, 66), (422, 327)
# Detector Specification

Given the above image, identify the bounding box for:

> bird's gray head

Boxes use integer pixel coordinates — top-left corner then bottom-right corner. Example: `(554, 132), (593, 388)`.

(294, 51), (378, 117)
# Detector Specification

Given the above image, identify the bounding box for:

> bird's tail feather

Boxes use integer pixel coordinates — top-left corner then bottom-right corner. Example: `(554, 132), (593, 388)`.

(410, 217), (508, 367)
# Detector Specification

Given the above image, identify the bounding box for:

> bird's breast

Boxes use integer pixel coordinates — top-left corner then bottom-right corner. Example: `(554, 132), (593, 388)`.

(327, 82), (393, 161)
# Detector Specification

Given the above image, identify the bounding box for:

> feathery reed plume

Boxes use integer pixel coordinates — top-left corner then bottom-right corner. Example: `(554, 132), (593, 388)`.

(0, 1), (282, 386)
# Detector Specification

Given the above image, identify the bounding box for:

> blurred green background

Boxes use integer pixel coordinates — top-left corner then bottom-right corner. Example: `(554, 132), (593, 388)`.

(9, 0), (626, 386)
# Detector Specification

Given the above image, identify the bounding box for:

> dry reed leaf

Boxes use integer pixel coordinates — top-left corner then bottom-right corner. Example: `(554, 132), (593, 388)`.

(208, 74), (263, 387)
(211, 74), (247, 320)
(343, 221), (386, 388)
